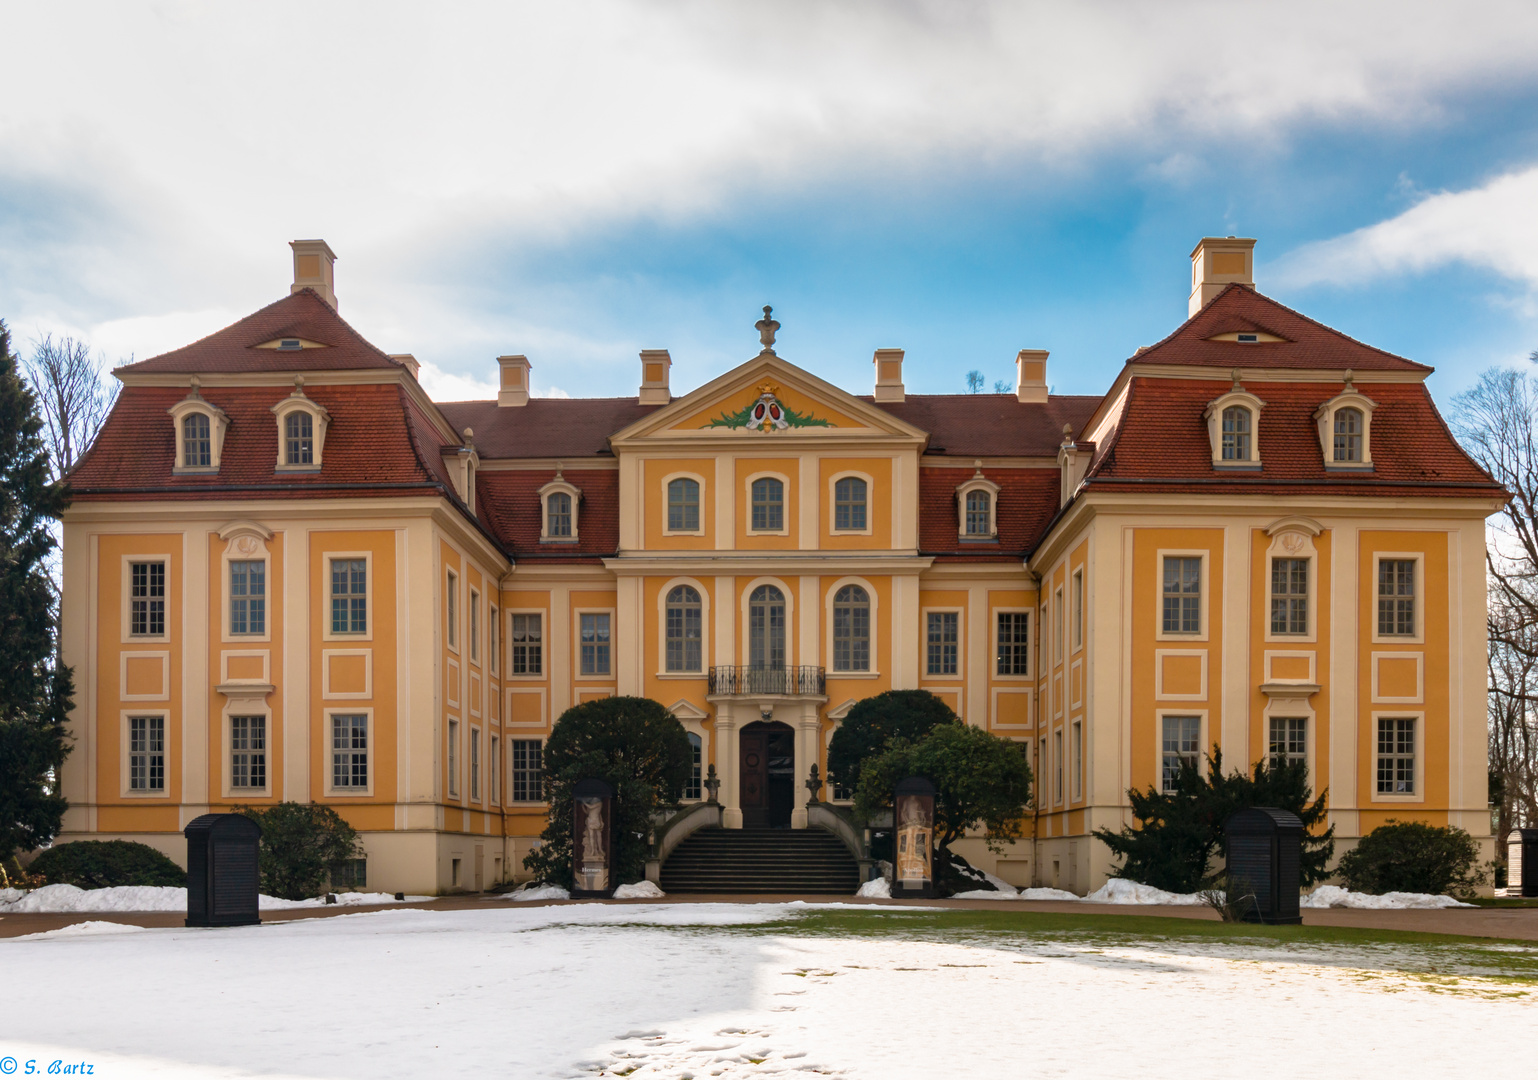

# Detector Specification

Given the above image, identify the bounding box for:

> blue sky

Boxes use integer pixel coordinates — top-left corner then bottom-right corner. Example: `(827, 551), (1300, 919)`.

(3, 1), (1537, 407)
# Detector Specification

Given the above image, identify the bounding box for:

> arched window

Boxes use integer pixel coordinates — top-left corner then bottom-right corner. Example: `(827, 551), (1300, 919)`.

(751, 477), (784, 531)
(832, 584), (870, 672)
(285, 411), (314, 466)
(748, 584), (786, 668)
(183, 413), (211, 468)
(1220, 406), (1251, 461)
(1333, 407), (1363, 462)
(965, 490), (991, 537)
(834, 476), (867, 531)
(665, 585), (702, 672)
(667, 478), (700, 532)
(684, 732), (702, 799)
(547, 491), (573, 537)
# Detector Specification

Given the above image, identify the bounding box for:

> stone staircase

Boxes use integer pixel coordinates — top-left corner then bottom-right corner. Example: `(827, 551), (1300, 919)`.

(659, 826), (860, 894)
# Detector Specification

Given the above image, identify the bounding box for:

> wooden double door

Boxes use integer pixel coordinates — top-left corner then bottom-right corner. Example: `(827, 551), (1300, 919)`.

(739, 720), (795, 829)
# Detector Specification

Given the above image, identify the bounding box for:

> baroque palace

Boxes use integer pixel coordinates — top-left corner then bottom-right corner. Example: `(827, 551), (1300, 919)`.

(56, 237), (1504, 895)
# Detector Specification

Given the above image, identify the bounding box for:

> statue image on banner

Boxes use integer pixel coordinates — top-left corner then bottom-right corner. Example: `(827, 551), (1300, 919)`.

(894, 794), (933, 885)
(575, 796), (609, 892)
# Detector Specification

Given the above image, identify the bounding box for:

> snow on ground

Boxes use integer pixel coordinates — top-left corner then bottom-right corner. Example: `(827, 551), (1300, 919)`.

(507, 883), (572, 901)
(0, 884), (427, 913)
(1302, 885), (1473, 910)
(612, 880), (666, 899)
(2, 903), (1533, 1080)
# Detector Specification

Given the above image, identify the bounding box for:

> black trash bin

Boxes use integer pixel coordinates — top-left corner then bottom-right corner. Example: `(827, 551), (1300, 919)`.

(1507, 829), (1538, 897)
(184, 813), (262, 927)
(1225, 807), (1303, 925)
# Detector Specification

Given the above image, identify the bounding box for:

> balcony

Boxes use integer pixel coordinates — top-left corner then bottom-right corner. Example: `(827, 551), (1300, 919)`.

(707, 665), (826, 698)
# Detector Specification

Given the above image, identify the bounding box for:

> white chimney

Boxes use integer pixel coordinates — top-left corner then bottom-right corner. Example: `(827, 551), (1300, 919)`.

(873, 348), (905, 403)
(1189, 236), (1256, 317)
(290, 239), (338, 310)
(388, 354), (421, 380)
(1015, 349), (1048, 403)
(639, 349), (671, 405)
(498, 355), (531, 407)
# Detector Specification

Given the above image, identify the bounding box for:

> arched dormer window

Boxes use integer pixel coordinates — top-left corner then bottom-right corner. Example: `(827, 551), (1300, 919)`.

(1203, 376), (1265, 469)
(539, 467), (581, 543)
(1313, 371), (1377, 471)
(168, 379), (229, 474)
(270, 377), (330, 472)
(955, 461), (1000, 540)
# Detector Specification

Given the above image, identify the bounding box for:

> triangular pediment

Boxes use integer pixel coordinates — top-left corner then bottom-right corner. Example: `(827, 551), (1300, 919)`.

(610, 351), (927, 446)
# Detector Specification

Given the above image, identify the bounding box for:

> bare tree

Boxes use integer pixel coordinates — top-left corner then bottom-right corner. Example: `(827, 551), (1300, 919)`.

(24, 333), (120, 481)
(1450, 366), (1538, 851)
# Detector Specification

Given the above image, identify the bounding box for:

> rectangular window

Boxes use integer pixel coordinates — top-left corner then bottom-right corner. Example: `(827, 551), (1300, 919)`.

(511, 739), (543, 802)
(489, 735), (500, 804)
(1270, 558), (1308, 635)
(230, 715), (266, 790)
(229, 560), (266, 636)
(489, 605), (499, 674)
(330, 559), (367, 635)
(1376, 717), (1416, 794)
(130, 561), (166, 637)
(332, 858), (366, 889)
(1161, 556), (1201, 634)
(331, 714), (368, 790)
(667, 480), (700, 532)
(511, 613), (543, 675)
(447, 718), (460, 797)
(446, 571), (458, 648)
(750, 478), (784, 531)
(1377, 559), (1416, 636)
(1055, 587), (1064, 663)
(834, 477), (867, 531)
(996, 611), (1030, 676)
(1269, 716), (1306, 769)
(1053, 729), (1063, 804)
(469, 588), (479, 662)
(926, 612), (959, 676)
(128, 715), (165, 791)
(685, 733), (702, 800)
(580, 613), (611, 675)
(470, 726), (480, 801)
(1071, 720), (1083, 801)
(1072, 571), (1084, 649)
(1037, 736), (1047, 809)
(1161, 715), (1200, 793)
(1039, 605), (1048, 675)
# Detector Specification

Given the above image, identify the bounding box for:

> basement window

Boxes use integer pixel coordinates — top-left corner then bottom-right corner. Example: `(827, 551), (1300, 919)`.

(278, 339), (302, 351)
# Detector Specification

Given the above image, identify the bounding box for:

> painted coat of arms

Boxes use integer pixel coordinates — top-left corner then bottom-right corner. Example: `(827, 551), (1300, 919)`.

(705, 383), (832, 432)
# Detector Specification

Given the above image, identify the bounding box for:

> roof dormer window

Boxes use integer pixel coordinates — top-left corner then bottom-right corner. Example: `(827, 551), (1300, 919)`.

(955, 462), (1000, 541)
(1204, 374), (1265, 470)
(1236, 333), (1258, 343)
(1314, 370), (1377, 472)
(168, 378), (229, 475)
(539, 467), (582, 543)
(271, 377), (329, 472)
(278, 338), (302, 351)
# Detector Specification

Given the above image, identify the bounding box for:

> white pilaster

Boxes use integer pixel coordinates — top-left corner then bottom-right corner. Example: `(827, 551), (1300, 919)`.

(717, 701), (742, 828)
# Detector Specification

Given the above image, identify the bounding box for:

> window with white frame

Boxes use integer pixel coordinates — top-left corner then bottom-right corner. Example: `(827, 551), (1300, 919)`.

(130, 561), (166, 637)
(1039, 604), (1048, 675)
(1220, 406), (1251, 461)
(832, 585), (870, 672)
(1314, 384), (1376, 469)
(1072, 570), (1084, 649)
(183, 413), (212, 467)
(1161, 715), (1200, 793)
(751, 477), (784, 531)
(1054, 587), (1064, 663)
(926, 611), (958, 675)
(230, 715), (266, 789)
(1071, 720), (1083, 801)
(580, 613), (611, 675)
(539, 472), (581, 542)
(1269, 717), (1306, 770)
(330, 559), (367, 635)
(1053, 728), (1063, 804)
(1037, 735), (1047, 808)
(469, 588), (480, 662)
(447, 718), (460, 797)
(511, 739), (543, 802)
(834, 476), (867, 531)
(685, 732), (702, 799)
(1376, 717), (1416, 794)
(331, 714), (368, 790)
(1378, 559), (1416, 636)
(128, 715), (165, 791)
(996, 611), (1029, 675)
(170, 392), (228, 472)
(490, 734), (501, 803)
(230, 560), (266, 635)
(965, 490), (991, 537)
(511, 613), (542, 675)
(1271, 558), (1308, 635)
(667, 478), (700, 532)
(284, 411), (314, 466)
(1161, 557), (1201, 634)
(489, 604), (499, 674)
(1333, 407), (1364, 462)
(547, 491), (573, 537)
(470, 726), (481, 801)
(665, 586), (703, 672)
(446, 571), (458, 649)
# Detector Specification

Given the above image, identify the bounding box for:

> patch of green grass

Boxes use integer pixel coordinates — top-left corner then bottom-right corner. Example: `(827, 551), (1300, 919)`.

(1467, 897), (1538, 908)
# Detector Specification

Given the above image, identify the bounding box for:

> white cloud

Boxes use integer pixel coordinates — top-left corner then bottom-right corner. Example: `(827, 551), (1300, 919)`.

(416, 361), (498, 403)
(1273, 164), (1538, 291)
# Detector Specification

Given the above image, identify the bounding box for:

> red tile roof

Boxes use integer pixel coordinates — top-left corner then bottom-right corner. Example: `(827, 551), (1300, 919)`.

(1130, 285), (1431, 372)
(437, 398), (662, 460)
(918, 466), (1061, 559)
(476, 468), (618, 562)
(117, 290), (409, 375)
(868, 394), (1103, 455)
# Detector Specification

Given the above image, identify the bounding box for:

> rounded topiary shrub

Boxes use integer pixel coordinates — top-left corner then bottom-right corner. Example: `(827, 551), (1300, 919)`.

(28, 839), (186, 889)
(827, 689), (959, 796)
(1336, 820), (1485, 897)
(235, 802), (363, 901)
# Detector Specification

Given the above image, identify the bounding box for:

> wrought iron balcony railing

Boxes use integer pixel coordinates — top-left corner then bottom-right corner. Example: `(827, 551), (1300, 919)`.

(707, 665), (826, 697)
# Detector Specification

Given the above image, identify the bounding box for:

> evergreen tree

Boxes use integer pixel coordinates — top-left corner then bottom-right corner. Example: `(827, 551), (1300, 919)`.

(827, 689), (959, 796)
(0, 319), (74, 874)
